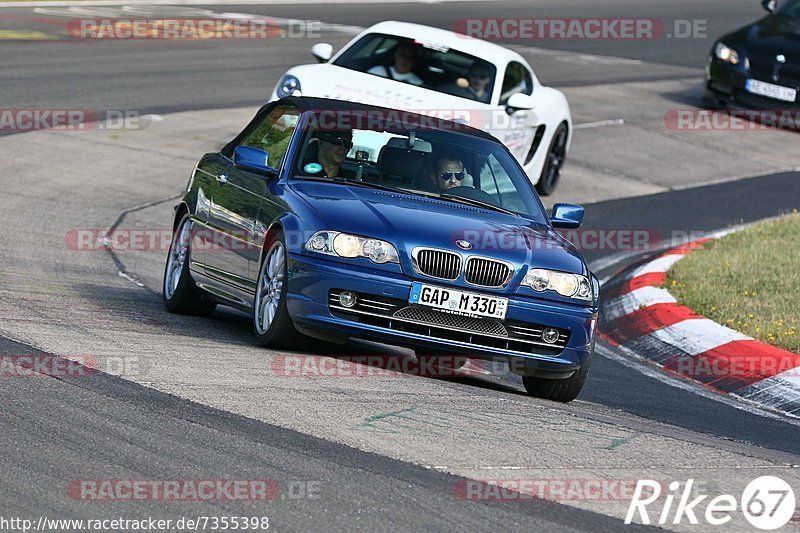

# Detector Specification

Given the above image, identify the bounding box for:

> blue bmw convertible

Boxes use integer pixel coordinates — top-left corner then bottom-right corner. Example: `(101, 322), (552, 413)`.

(163, 97), (598, 401)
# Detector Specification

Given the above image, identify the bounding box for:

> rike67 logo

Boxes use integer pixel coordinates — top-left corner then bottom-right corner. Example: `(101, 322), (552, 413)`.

(626, 476), (796, 530)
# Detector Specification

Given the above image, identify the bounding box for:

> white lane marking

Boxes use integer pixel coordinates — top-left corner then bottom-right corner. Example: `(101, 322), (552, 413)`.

(631, 253), (684, 278)
(603, 286), (676, 322)
(574, 119), (624, 130)
(648, 319), (752, 356)
(32, 6), (365, 35)
(117, 270), (144, 287)
(512, 45), (644, 66)
(595, 343), (800, 426)
(121, 5), (214, 16)
(6, 0), (493, 7)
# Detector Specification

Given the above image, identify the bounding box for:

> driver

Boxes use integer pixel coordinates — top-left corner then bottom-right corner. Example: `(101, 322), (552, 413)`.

(431, 155), (469, 193)
(367, 42), (424, 86)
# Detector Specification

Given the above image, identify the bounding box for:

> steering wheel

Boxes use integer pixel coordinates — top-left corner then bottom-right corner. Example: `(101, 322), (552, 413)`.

(443, 186), (499, 206)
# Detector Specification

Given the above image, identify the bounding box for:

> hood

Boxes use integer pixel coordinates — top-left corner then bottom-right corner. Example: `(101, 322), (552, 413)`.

(291, 180), (587, 291)
(746, 15), (800, 49)
(716, 14), (800, 88)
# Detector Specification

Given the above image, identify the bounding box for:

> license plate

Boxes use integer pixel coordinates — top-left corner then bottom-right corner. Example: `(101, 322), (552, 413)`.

(409, 282), (508, 320)
(745, 79), (797, 102)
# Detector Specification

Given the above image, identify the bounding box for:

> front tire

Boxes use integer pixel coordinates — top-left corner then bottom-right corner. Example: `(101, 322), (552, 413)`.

(163, 213), (216, 316)
(522, 352), (592, 403)
(253, 231), (306, 348)
(535, 123), (568, 196)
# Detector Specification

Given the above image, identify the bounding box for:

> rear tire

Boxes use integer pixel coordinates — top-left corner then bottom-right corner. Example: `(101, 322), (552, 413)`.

(535, 123), (568, 196)
(522, 352), (592, 403)
(253, 231), (308, 349)
(163, 213), (216, 316)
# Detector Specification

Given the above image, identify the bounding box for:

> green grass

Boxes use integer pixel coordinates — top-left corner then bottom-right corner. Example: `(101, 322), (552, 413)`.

(666, 213), (800, 353)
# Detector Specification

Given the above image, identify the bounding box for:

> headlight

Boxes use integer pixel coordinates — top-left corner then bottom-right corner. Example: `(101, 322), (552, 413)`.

(275, 74), (302, 98)
(306, 231), (399, 264)
(522, 268), (592, 300)
(714, 42), (740, 65)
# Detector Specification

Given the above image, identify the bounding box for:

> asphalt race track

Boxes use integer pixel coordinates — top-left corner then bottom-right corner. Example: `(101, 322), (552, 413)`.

(1, 1), (799, 531)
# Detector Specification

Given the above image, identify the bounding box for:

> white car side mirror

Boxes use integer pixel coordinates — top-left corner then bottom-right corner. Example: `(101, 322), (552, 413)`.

(311, 43), (333, 63)
(506, 93), (535, 112)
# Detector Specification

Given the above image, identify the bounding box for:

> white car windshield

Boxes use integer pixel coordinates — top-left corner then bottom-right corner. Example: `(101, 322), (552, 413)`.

(292, 112), (548, 223)
(332, 33), (497, 104)
(777, 0), (800, 18)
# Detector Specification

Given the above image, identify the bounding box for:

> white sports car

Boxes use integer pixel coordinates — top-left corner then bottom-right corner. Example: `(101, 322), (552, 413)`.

(270, 21), (572, 195)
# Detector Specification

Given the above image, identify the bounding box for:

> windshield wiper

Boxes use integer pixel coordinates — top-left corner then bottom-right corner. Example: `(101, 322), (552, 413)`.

(340, 180), (409, 194)
(439, 193), (517, 215)
(297, 175), (420, 194)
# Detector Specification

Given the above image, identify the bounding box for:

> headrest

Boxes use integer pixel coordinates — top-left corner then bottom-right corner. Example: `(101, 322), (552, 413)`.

(377, 145), (429, 185)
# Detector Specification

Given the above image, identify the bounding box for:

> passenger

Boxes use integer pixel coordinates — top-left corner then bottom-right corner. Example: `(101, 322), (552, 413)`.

(438, 62), (492, 103)
(306, 131), (355, 179)
(367, 42), (424, 86)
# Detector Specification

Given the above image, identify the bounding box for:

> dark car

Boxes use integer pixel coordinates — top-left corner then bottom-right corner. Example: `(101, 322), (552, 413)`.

(163, 97), (598, 402)
(706, 0), (800, 107)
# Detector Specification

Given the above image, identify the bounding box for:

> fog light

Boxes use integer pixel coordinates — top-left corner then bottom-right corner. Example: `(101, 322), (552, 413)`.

(541, 327), (560, 344)
(339, 291), (357, 308)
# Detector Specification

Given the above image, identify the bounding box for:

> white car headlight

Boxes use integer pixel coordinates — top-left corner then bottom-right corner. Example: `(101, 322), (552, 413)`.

(522, 268), (592, 300)
(275, 74), (302, 98)
(306, 231), (399, 264)
(714, 42), (740, 65)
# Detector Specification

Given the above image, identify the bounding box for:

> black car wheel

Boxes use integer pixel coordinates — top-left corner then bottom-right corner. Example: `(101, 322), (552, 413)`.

(163, 213), (216, 316)
(522, 351), (592, 403)
(535, 123), (568, 196)
(253, 231), (307, 348)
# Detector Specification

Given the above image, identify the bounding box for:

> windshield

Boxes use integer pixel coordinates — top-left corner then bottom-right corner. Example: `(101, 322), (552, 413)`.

(778, 0), (800, 18)
(332, 33), (497, 104)
(291, 112), (548, 223)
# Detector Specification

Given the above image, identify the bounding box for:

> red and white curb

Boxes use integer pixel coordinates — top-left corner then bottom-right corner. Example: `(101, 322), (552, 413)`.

(599, 238), (800, 417)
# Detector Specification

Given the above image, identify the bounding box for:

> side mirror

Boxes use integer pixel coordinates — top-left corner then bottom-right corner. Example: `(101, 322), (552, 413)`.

(234, 146), (277, 177)
(505, 92), (535, 114)
(551, 203), (584, 229)
(762, 0), (777, 12)
(311, 43), (333, 63)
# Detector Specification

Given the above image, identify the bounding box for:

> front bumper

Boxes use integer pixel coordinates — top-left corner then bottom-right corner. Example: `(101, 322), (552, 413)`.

(707, 56), (800, 108)
(286, 253), (596, 377)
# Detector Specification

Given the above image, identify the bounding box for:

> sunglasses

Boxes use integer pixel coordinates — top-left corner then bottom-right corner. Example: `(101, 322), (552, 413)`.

(439, 171), (466, 181)
(323, 136), (353, 149)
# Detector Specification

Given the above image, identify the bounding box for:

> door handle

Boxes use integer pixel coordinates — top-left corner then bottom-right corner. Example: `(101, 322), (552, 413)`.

(217, 174), (228, 185)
